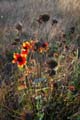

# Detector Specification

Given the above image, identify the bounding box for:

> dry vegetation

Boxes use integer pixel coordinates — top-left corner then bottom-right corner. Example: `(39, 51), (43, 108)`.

(0, 0), (80, 120)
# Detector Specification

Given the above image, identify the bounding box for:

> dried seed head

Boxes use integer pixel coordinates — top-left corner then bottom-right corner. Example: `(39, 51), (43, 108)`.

(37, 14), (50, 24)
(14, 38), (20, 42)
(52, 18), (58, 25)
(48, 69), (56, 76)
(15, 22), (23, 31)
(70, 26), (75, 34)
(47, 59), (58, 69)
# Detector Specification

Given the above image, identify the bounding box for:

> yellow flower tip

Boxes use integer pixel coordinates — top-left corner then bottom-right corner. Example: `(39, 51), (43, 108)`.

(13, 53), (19, 59)
(21, 53), (27, 57)
(18, 61), (27, 68)
(39, 47), (44, 53)
(21, 50), (28, 57)
(21, 52), (27, 56)
(12, 60), (15, 63)
(18, 64), (24, 68)
(22, 41), (31, 49)
(22, 42), (26, 47)
(13, 53), (16, 58)
(30, 40), (34, 44)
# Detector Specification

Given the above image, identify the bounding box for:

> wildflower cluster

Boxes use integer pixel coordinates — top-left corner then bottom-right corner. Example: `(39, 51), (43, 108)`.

(12, 40), (48, 68)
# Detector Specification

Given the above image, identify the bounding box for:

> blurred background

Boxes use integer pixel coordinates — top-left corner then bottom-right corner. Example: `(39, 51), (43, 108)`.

(0, 0), (80, 50)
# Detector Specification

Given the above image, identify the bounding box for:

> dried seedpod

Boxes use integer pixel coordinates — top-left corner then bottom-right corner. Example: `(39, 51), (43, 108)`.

(52, 18), (58, 25)
(48, 69), (56, 76)
(41, 42), (48, 48)
(21, 111), (34, 120)
(70, 26), (75, 34)
(11, 42), (17, 45)
(15, 22), (23, 31)
(37, 14), (50, 24)
(68, 85), (75, 92)
(34, 42), (42, 51)
(48, 52), (54, 57)
(53, 82), (58, 88)
(14, 38), (20, 42)
(64, 45), (69, 51)
(47, 59), (58, 69)
(62, 33), (66, 38)
(60, 31), (66, 39)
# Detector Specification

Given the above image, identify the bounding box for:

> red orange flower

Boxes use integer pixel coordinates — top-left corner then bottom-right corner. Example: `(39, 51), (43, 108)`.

(18, 84), (27, 90)
(39, 47), (44, 53)
(34, 41), (48, 53)
(12, 53), (26, 68)
(22, 41), (32, 50)
(41, 42), (48, 52)
(42, 42), (48, 48)
(21, 49), (29, 56)
(68, 85), (75, 91)
(21, 41), (32, 56)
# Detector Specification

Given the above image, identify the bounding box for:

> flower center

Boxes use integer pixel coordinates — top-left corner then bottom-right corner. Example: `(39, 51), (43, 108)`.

(23, 46), (28, 50)
(17, 56), (23, 62)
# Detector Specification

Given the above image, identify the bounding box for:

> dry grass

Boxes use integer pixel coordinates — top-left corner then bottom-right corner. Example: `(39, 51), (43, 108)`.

(0, 0), (80, 36)
(0, 0), (80, 120)
(0, 0), (80, 48)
